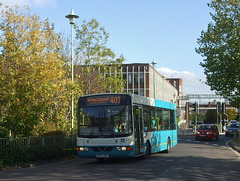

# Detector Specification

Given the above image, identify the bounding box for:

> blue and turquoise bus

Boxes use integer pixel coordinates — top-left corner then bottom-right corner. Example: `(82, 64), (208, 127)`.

(77, 93), (177, 159)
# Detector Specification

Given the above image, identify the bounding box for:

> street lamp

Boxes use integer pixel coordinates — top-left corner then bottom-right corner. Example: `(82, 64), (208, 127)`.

(151, 60), (157, 99)
(65, 9), (79, 141)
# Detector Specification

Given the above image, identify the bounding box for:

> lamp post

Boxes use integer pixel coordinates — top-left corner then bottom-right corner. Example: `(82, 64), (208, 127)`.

(65, 9), (79, 141)
(151, 60), (157, 99)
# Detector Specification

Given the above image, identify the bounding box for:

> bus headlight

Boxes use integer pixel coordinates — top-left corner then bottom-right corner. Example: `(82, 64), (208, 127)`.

(116, 146), (133, 151)
(116, 147), (121, 151)
(77, 147), (89, 152)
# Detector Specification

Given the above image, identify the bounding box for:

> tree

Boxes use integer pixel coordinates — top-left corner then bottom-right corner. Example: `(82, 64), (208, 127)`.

(75, 18), (125, 95)
(196, 0), (240, 107)
(0, 5), (73, 137)
(226, 108), (237, 120)
(189, 112), (206, 124)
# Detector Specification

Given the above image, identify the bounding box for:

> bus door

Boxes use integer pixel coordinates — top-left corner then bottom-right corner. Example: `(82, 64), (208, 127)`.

(133, 105), (144, 156)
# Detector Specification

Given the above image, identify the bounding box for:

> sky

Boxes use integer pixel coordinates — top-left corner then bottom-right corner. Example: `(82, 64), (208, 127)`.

(1, 0), (215, 95)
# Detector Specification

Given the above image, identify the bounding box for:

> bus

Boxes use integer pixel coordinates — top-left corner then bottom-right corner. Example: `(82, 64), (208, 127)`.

(77, 93), (177, 159)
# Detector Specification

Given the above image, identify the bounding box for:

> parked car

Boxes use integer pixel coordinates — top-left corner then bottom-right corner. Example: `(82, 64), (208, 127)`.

(195, 124), (219, 141)
(225, 123), (239, 137)
(228, 120), (238, 125)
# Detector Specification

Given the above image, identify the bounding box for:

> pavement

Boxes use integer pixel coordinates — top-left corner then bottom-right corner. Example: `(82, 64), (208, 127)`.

(229, 140), (240, 154)
(219, 132), (240, 154)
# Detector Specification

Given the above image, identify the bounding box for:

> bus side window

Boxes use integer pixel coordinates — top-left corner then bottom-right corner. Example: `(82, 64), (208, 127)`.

(170, 110), (175, 129)
(143, 106), (151, 131)
(156, 108), (163, 130)
(163, 109), (170, 130)
(151, 108), (157, 130)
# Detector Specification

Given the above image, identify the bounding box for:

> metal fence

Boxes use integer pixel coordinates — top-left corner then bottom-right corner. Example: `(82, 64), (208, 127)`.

(0, 135), (76, 151)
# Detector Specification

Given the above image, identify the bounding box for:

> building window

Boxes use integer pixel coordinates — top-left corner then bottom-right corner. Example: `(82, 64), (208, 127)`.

(128, 73), (132, 84)
(140, 73), (144, 88)
(134, 73), (138, 84)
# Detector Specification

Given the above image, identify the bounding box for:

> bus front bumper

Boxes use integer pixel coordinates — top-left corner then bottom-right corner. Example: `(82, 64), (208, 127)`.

(77, 145), (135, 158)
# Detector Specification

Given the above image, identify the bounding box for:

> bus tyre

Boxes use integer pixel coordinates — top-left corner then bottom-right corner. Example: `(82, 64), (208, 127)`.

(165, 138), (171, 153)
(143, 142), (151, 159)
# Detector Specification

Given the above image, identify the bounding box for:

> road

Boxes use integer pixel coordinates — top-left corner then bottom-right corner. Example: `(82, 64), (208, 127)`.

(1, 135), (240, 181)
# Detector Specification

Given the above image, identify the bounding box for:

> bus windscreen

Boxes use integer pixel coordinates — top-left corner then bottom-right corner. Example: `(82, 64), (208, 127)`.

(78, 94), (132, 138)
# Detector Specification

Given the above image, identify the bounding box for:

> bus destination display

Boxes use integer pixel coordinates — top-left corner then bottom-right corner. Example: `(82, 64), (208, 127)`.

(86, 96), (121, 106)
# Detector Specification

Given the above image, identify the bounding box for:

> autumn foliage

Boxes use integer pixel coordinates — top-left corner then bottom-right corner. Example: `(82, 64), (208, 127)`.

(0, 5), (74, 137)
(0, 4), (125, 138)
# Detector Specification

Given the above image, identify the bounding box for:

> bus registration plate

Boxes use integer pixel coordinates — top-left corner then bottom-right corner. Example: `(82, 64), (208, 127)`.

(96, 154), (109, 158)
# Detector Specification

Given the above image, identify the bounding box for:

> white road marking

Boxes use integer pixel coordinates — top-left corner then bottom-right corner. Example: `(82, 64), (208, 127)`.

(228, 147), (240, 158)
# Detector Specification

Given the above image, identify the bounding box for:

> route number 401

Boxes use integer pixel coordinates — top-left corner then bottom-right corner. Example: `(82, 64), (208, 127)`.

(110, 96), (121, 104)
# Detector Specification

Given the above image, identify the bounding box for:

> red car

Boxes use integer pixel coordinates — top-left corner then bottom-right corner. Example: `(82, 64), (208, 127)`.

(195, 124), (219, 141)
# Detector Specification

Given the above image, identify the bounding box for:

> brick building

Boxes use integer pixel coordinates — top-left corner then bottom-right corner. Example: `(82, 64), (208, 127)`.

(121, 63), (178, 104)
